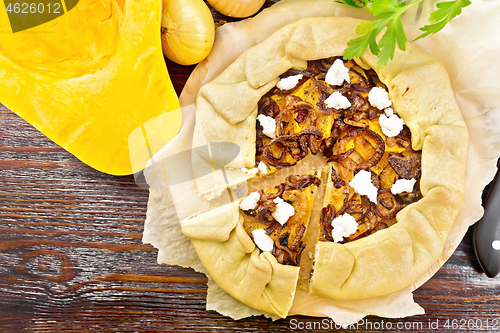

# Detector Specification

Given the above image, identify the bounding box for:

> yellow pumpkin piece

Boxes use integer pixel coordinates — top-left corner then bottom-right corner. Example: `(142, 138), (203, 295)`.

(161, 0), (215, 66)
(207, 0), (266, 18)
(0, 0), (181, 175)
(379, 164), (398, 189)
(354, 135), (376, 161)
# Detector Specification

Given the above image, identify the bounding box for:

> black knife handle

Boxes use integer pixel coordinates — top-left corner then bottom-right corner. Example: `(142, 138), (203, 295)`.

(473, 163), (500, 278)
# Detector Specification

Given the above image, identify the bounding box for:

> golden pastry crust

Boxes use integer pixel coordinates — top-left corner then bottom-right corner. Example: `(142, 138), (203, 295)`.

(187, 16), (468, 315)
(181, 201), (300, 318)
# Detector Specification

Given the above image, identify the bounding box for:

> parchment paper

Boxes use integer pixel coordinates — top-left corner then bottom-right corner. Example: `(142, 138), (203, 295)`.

(142, 0), (500, 323)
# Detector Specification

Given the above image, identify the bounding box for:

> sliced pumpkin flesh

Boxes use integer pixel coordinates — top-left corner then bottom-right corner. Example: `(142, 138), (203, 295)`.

(0, 0), (181, 175)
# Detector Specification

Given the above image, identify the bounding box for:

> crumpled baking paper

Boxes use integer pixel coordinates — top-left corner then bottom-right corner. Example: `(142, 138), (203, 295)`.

(142, 0), (500, 323)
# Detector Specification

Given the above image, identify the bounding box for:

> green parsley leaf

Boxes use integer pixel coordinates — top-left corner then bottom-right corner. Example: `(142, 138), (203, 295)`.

(377, 17), (407, 67)
(368, 0), (403, 18)
(342, 0), (421, 67)
(415, 0), (471, 40)
(338, 0), (469, 68)
(335, 0), (367, 9)
(344, 24), (372, 60)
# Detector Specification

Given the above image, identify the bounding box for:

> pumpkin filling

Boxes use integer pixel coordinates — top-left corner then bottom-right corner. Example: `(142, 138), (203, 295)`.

(240, 175), (320, 266)
(254, 57), (422, 244)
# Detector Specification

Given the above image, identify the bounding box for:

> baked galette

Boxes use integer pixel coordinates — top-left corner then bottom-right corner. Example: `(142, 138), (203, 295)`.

(182, 16), (468, 318)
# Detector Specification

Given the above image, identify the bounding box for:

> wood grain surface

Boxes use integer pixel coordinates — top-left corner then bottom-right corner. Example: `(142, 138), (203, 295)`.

(1, 1), (499, 332)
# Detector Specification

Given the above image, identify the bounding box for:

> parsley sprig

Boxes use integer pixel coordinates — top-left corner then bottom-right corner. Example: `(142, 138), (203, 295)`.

(338, 0), (471, 68)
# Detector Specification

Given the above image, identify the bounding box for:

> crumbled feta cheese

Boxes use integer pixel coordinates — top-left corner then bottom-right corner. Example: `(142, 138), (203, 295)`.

(349, 170), (378, 203)
(325, 59), (350, 86)
(379, 114), (405, 137)
(257, 161), (268, 175)
(239, 191), (260, 210)
(368, 87), (392, 110)
(241, 167), (259, 177)
(384, 107), (394, 116)
(391, 178), (416, 195)
(277, 74), (303, 91)
(243, 162), (267, 177)
(257, 114), (276, 139)
(252, 228), (274, 252)
(330, 213), (359, 243)
(324, 91), (351, 109)
(272, 197), (295, 225)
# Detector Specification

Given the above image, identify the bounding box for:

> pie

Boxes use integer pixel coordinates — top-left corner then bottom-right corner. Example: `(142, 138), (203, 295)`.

(182, 16), (468, 318)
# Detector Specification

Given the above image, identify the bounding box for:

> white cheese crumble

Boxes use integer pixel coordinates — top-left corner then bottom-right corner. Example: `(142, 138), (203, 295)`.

(272, 197), (295, 225)
(391, 178), (416, 195)
(252, 228), (274, 252)
(384, 107), (394, 117)
(330, 213), (359, 243)
(325, 59), (350, 86)
(242, 162), (268, 177)
(379, 114), (405, 137)
(277, 74), (303, 91)
(368, 87), (392, 110)
(257, 114), (276, 139)
(239, 191), (260, 210)
(324, 91), (351, 109)
(241, 167), (259, 177)
(257, 161), (268, 175)
(349, 170), (378, 203)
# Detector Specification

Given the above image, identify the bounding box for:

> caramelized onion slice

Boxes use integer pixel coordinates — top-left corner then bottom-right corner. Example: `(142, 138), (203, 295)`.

(320, 204), (336, 225)
(284, 174), (321, 191)
(374, 189), (402, 220)
(263, 140), (287, 166)
(386, 125), (412, 149)
(289, 225), (306, 251)
(387, 151), (422, 179)
(336, 128), (385, 171)
(274, 225), (295, 265)
(298, 127), (323, 155)
(258, 95), (279, 118)
(262, 135), (300, 167)
(345, 203), (369, 220)
(343, 118), (367, 128)
(276, 98), (317, 136)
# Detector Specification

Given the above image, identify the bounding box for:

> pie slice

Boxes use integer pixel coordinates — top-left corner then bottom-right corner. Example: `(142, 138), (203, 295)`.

(180, 172), (321, 318)
(241, 173), (321, 266)
(317, 127), (423, 244)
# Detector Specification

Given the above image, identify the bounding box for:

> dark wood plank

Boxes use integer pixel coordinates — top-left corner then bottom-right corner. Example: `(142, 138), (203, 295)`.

(1, 1), (499, 332)
(1, 113), (499, 331)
